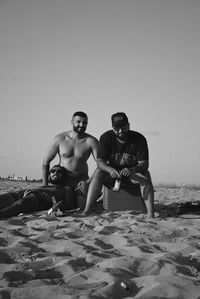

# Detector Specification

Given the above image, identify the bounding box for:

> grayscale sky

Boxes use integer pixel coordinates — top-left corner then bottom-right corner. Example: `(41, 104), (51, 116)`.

(1, 0), (200, 184)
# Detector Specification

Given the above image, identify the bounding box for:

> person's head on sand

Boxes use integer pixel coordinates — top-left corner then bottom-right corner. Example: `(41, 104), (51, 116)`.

(111, 112), (130, 142)
(71, 111), (88, 135)
(48, 165), (66, 185)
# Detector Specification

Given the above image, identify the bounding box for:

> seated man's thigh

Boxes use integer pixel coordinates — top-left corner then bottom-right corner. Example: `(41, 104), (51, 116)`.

(130, 170), (152, 185)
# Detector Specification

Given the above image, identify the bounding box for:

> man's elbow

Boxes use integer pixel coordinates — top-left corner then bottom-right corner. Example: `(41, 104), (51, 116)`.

(97, 159), (103, 168)
(139, 161), (149, 171)
(144, 161), (149, 170)
(145, 161), (149, 169)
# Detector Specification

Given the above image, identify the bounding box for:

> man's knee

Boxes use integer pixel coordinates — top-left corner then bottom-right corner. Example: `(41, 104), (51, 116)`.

(93, 168), (104, 180)
(143, 170), (153, 184)
(131, 170), (153, 187)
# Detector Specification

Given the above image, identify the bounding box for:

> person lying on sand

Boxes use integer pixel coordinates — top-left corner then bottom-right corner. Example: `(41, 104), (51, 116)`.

(0, 165), (75, 219)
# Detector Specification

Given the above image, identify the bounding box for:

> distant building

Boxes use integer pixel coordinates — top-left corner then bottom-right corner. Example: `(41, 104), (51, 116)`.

(7, 174), (28, 181)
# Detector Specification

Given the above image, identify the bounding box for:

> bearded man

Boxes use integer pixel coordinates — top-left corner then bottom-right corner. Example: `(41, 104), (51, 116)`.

(83, 112), (155, 218)
(42, 111), (99, 207)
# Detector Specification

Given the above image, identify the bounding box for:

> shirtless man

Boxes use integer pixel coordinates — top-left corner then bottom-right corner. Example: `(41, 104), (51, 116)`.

(42, 111), (99, 207)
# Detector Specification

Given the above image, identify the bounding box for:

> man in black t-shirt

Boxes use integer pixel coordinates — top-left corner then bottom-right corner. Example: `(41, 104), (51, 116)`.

(83, 112), (155, 218)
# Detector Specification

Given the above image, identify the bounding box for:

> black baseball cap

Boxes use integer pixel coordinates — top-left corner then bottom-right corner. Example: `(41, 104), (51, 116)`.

(111, 112), (129, 127)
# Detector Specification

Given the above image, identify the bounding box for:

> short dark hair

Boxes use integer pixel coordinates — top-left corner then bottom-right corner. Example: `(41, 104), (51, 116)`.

(73, 111), (88, 119)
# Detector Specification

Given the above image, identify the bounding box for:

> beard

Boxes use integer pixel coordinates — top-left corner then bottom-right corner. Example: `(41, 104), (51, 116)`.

(73, 125), (86, 134)
(49, 174), (61, 184)
(116, 131), (129, 142)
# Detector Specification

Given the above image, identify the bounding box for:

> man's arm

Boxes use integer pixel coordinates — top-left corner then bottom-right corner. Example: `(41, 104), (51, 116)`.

(128, 160), (149, 175)
(120, 160), (149, 182)
(86, 137), (99, 185)
(42, 164), (50, 186)
(42, 136), (59, 186)
(131, 160), (149, 173)
(70, 137), (98, 196)
(97, 158), (120, 178)
(90, 137), (99, 162)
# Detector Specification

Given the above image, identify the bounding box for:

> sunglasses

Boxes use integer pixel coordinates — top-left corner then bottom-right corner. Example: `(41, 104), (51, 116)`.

(50, 168), (62, 174)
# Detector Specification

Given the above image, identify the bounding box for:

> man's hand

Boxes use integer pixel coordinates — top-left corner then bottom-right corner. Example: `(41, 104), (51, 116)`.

(109, 168), (120, 179)
(75, 180), (88, 194)
(120, 168), (131, 177)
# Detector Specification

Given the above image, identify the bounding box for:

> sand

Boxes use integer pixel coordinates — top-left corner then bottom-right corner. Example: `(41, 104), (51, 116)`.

(0, 181), (200, 298)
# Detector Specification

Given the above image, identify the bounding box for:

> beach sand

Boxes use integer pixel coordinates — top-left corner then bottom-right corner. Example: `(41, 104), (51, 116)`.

(0, 181), (200, 298)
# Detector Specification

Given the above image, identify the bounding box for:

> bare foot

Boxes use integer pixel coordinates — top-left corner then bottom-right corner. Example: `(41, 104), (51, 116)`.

(147, 213), (155, 219)
(81, 210), (90, 217)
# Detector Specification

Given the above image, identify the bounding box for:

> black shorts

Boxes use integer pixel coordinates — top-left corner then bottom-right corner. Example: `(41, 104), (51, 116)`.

(64, 172), (89, 189)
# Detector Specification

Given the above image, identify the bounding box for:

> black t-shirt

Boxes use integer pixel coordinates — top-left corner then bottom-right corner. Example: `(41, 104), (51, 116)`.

(98, 130), (149, 170)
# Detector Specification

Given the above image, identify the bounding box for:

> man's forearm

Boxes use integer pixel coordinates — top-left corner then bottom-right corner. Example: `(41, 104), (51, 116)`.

(97, 159), (113, 174)
(42, 164), (49, 186)
(130, 161), (149, 174)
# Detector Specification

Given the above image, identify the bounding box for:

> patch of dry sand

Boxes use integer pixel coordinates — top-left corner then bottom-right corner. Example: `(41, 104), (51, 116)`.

(0, 183), (200, 298)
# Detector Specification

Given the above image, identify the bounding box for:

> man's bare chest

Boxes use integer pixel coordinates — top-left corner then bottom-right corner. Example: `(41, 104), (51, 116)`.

(59, 140), (90, 158)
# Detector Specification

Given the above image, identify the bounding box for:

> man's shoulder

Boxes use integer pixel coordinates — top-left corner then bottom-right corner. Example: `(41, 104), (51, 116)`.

(54, 131), (71, 139)
(99, 130), (114, 144)
(100, 130), (113, 138)
(129, 130), (146, 140)
(50, 131), (71, 145)
(84, 133), (99, 143)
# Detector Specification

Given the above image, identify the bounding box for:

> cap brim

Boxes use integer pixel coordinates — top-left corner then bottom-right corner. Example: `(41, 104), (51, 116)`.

(112, 121), (128, 127)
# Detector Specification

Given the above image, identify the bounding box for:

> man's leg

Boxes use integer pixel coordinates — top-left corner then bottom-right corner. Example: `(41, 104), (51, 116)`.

(0, 193), (18, 210)
(130, 170), (155, 218)
(0, 194), (39, 219)
(83, 168), (104, 215)
(71, 173), (89, 210)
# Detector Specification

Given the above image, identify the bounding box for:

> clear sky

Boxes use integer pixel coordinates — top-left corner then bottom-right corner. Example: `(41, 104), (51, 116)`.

(1, 0), (200, 184)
